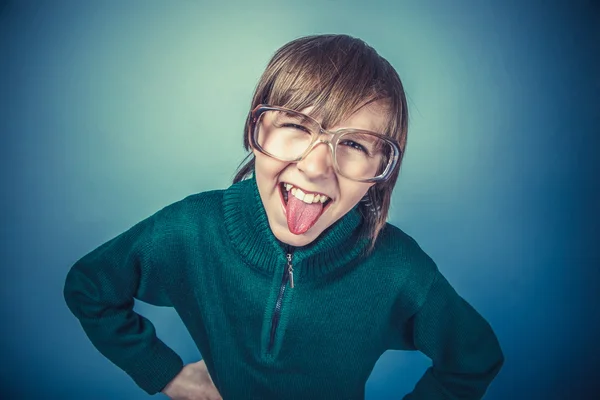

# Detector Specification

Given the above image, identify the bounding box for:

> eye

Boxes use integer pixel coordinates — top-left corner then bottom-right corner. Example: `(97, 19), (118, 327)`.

(282, 123), (311, 133)
(340, 139), (369, 154)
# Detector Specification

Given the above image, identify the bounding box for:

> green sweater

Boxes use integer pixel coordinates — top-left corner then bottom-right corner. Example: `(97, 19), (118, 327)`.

(64, 177), (503, 399)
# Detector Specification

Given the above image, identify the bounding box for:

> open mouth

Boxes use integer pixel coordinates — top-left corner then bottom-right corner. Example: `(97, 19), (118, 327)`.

(279, 182), (331, 206)
(279, 182), (332, 235)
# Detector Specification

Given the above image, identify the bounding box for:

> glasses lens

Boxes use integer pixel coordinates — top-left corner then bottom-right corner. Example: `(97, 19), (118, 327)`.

(254, 108), (394, 181)
(255, 110), (317, 161)
(335, 131), (393, 180)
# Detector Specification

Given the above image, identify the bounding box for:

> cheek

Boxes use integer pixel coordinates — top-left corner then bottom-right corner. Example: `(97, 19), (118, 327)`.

(341, 182), (373, 202)
(254, 152), (292, 179)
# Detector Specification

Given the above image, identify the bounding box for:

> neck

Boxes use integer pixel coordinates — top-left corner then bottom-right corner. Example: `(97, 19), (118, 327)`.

(222, 177), (369, 281)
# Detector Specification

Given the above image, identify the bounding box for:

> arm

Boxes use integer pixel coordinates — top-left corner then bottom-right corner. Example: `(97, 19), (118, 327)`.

(403, 272), (504, 399)
(63, 209), (184, 395)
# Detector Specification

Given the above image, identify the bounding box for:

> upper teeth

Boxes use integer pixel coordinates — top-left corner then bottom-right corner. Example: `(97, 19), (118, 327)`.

(284, 183), (329, 204)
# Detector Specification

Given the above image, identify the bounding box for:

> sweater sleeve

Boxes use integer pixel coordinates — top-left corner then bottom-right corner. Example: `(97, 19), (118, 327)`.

(403, 272), (504, 399)
(63, 210), (184, 395)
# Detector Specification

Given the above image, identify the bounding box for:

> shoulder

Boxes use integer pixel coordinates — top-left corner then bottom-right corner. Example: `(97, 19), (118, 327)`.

(370, 222), (440, 312)
(148, 188), (225, 235)
(374, 222), (438, 274)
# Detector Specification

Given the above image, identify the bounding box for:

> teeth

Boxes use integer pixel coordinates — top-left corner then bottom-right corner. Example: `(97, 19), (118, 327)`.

(294, 188), (305, 201)
(284, 183), (330, 204)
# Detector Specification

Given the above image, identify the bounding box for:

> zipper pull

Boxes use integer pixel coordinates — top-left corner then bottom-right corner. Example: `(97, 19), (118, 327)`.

(286, 253), (294, 288)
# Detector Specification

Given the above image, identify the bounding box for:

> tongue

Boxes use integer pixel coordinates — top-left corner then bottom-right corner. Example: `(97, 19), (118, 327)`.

(286, 194), (324, 235)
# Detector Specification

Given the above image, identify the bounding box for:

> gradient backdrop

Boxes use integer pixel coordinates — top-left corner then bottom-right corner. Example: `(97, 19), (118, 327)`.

(1, 0), (599, 399)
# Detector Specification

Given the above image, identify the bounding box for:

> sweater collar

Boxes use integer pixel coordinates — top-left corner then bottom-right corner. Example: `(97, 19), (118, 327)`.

(222, 176), (369, 281)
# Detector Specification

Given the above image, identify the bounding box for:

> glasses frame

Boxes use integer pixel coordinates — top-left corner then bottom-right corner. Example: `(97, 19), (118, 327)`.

(248, 104), (401, 183)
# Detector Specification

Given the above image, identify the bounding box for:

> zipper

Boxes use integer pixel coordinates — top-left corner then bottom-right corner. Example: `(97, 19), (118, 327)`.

(267, 251), (294, 353)
(286, 253), (294, 288)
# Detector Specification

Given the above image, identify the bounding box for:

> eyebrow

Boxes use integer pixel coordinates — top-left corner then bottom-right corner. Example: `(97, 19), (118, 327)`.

(274, 111), (315, 125)
(275, 109), (388, 138)
(349, 132), (380, 142)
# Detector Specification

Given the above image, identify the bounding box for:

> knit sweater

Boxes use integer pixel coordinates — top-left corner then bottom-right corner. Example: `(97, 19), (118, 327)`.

(64, 177), (504, 399)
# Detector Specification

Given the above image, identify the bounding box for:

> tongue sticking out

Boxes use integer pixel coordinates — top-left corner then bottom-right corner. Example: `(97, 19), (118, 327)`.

(286, 194), (324, 235)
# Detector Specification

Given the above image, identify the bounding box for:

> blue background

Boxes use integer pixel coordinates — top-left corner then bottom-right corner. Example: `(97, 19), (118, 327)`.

(1, 0), (598, 398)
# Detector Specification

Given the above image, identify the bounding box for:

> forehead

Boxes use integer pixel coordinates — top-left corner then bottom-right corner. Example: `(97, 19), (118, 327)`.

(300, 101), (390, 134)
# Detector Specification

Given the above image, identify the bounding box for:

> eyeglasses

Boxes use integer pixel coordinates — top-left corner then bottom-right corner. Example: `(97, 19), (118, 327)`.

(248, 105), (401, 183)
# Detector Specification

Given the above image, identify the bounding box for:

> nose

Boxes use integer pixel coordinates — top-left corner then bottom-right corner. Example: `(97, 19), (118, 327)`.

(296, 140), (334, 180)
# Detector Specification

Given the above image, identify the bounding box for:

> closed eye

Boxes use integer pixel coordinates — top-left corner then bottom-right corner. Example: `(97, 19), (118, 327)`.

(282, 123), (312, 134)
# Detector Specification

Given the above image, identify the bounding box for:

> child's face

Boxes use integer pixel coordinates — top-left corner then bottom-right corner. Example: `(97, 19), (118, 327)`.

(252, 101), (388, 247)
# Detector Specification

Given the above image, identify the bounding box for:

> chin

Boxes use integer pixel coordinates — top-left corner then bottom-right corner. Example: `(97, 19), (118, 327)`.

(270, 222), (321, 248)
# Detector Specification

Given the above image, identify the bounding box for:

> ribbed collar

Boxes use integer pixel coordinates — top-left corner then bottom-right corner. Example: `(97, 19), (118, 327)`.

(222, 176), (369, 281)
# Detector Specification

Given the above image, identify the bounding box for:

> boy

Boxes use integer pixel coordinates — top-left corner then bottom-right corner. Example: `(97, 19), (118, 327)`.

(64, 34), (503, 399)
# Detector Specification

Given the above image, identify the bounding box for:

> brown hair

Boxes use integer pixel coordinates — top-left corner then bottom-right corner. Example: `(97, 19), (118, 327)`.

(233, 34), (408, 253)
